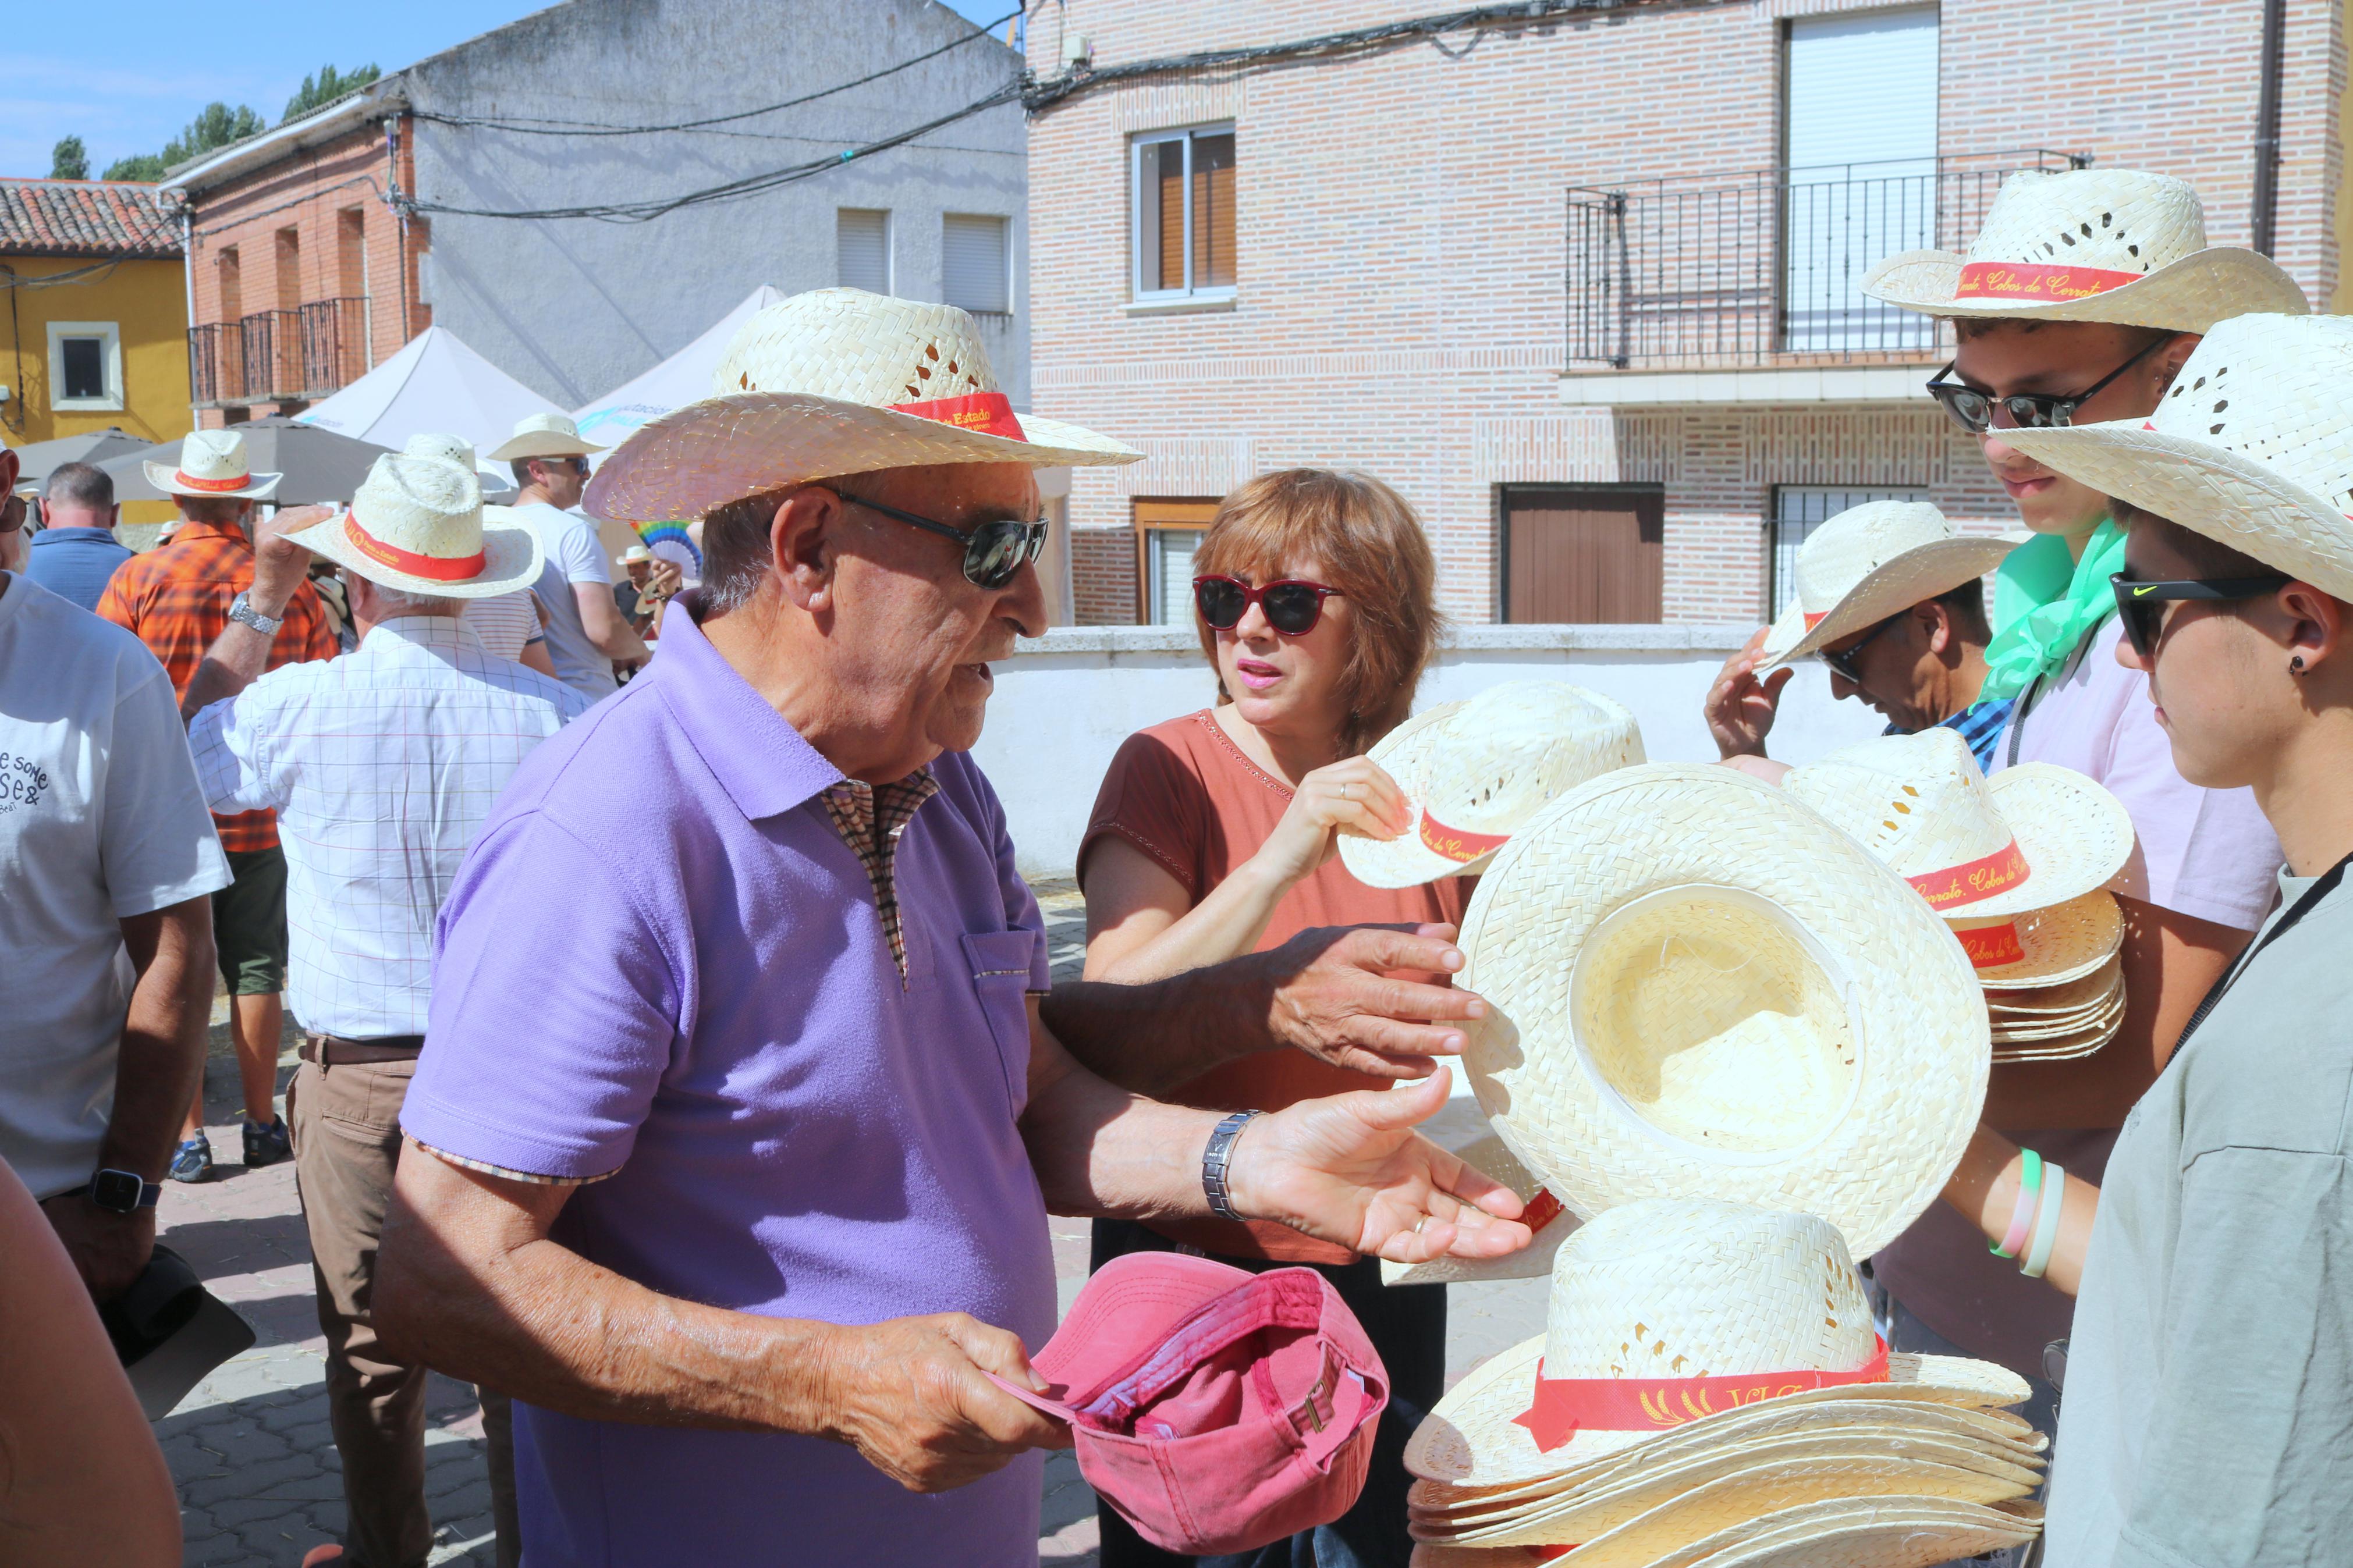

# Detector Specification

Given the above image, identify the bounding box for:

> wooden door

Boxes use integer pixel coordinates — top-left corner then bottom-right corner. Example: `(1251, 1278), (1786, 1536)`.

(1503, 486), (1665, 624)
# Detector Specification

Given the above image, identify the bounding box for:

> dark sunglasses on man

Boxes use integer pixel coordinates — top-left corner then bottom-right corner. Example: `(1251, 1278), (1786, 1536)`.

(1816, 613), (1903, 685)
(826, 487), (1049, 590)
(1925, 332), (2178, 436)
(1192, 575), (1344, 637)
(2110, 572), (2293, 660)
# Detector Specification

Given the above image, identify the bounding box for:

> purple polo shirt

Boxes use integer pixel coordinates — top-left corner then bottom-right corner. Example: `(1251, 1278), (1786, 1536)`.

(402, 605), (1057, 1566)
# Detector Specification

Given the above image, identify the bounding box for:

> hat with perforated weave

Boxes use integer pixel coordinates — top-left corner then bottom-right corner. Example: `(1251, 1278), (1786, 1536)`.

(1862, 169), (2308, 332)
(1759, 502), (2021, 669)
(2002, 313), (2353, 602)
(584, 289), (1140, 522)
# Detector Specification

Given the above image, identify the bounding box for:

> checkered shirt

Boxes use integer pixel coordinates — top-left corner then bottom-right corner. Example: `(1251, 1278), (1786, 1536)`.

(97, 521), (339, 852)
(821, 770), (942, 984)
(1886, 694), (2017, 773)
(188, 616), (587, 1039)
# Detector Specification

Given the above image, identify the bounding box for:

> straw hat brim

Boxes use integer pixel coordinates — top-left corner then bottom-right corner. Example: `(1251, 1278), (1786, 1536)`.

(286, 507), (545, 600)
(1408, 1497), (2039, 1568)
(1339, 703), (1484, 887)
(1407, 1333), (2029, 1490)
(141, 463), (283, 501)
(1456, 765), (1988, 1260)
(1759, 536), (2022, 670)
(581, 390), (1141, 523)
(2000, 419), (2353, 603)
(1859, 245), (2311, 332)
(1936, 762), (2135, 919)
(1967, 890), (2123, 987)
(484, 431), (609, 461)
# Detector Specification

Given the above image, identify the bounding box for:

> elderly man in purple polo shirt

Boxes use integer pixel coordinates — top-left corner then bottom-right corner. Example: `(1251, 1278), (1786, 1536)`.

(377, 291), (1525, 1566)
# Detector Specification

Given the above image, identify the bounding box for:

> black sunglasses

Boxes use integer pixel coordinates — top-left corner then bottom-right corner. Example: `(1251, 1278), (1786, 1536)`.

(1193, 575), (1343, 637)
(831, 489), (1048, 589)
(2110, 573), (2293, 659)
(1817, 613), (1903, 684)
(1925, 333), (2176, 435)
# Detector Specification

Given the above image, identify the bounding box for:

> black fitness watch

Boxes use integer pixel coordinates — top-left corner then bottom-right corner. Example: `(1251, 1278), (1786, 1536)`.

(88, 1168), (162, 1214)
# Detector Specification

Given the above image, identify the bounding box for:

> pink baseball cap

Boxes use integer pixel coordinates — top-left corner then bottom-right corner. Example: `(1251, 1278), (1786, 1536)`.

(992, 1251), (1388, 1555)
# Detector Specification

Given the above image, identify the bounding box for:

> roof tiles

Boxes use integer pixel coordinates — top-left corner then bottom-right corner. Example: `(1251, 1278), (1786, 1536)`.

(0, 180), (180, 259)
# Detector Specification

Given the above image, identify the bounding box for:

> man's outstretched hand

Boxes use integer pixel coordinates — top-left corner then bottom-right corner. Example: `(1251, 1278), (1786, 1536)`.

(1230, 1069), (1531, 1264)
(1261, 923), (1488, 1080)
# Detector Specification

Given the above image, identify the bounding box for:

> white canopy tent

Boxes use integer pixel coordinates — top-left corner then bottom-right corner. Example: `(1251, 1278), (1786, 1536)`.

(296, 326), (563, 489)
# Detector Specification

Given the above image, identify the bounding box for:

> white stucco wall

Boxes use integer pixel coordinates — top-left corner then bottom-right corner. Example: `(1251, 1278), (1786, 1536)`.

(972, 624), (1890, 881)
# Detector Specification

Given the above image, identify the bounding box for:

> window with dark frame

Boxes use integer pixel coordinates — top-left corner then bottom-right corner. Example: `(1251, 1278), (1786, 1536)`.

(58, 337), (105, 402)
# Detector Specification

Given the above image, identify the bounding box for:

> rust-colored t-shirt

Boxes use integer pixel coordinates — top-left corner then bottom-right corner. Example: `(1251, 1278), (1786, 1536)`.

(1080, 707), (1472, 1263)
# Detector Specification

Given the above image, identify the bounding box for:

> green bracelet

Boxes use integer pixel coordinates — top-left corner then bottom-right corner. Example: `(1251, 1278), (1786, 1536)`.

(1989, 1148), (2043, 1258)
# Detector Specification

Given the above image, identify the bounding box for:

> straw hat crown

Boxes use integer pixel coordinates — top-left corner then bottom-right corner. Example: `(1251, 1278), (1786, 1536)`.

(716, 287), (1009, 408)
(1540, 1202), (1872, 1384)
(404, 432), (480, 470)
(143, 428), (282, 501)
(1762, 503), (2017, 666)
(285, 452), (544, 600)
(2004, 313), (2353, 603)
(1861, 168), (2309, 331)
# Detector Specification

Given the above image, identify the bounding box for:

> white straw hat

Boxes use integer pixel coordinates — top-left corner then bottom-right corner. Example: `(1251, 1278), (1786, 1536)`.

(584, 289), (1141, 522)
(403, 432), (480, 470)
(143, 429), (282, 501)
(485, 412), (607, 463)
(1453, 766), (1987, 1257)
(1968, 891), (2124, 989)
(616, 544), (652, 566)
(1782, 728), (2134, 923)
(2002, 313), (2353, 601)
(1861, 168), (2309, 332)
(1410, 1495), (2040, 1567)
(286, 453), (543, 600)
(1404, 1202), (2029, 1494)
(1758, 503), (2020, 669)
(1340, 684), (1646, 888)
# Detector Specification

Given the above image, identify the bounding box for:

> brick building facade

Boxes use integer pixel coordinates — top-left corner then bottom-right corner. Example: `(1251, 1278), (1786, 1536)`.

(1025, 0), (2348, 627)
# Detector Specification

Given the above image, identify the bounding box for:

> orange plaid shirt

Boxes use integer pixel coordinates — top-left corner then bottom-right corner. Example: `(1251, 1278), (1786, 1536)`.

(96, 521), (338, 853)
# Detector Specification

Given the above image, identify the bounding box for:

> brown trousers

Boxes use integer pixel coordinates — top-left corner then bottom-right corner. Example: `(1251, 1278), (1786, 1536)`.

(288, 1055), (519, 1568)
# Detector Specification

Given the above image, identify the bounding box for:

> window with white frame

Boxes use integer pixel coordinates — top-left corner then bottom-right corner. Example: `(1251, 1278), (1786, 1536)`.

(47, 321), (122, 413)
(1770, 485), (1932, 619)
(837, 208), (892, 294)
(1133, 125), (1236, 301)
(942, 214), (1011, 314)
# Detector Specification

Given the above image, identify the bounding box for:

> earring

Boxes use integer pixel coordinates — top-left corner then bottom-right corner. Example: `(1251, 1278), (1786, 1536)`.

(2291, 655), (2309, 675)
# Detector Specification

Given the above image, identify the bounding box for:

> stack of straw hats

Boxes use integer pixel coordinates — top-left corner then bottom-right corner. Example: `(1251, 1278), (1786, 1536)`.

(1784, 728), (2134, 1064)
(1405, 1203), (2043, 1566)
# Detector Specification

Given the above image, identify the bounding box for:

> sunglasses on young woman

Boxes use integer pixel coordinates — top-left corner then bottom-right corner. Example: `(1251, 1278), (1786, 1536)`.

(1192, 575), (1344, 637)
(2110, 573), (2293, 659)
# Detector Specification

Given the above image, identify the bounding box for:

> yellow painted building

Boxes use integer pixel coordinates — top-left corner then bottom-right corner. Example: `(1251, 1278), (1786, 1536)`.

(1, 179), (191, 523)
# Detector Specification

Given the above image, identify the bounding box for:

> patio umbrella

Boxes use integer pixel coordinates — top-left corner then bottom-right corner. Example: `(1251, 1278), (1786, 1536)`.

(9, 426), (156, 490)
(101, 417), (395, 509)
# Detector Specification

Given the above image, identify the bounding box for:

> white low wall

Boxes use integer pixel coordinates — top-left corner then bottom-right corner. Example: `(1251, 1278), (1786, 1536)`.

(971, 624), (1888, 880)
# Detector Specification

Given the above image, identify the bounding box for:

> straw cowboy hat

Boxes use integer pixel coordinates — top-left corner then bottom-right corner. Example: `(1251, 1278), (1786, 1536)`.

(1453, 765), (1987, 1258)
(583, 289), (1141, 522)
(1409, 1496), (2041, 1568)
(285, 453), (542, 600)
(1758, 503), (2021, 669)
(142, 429), (282, 502)
(2003, 312), (2353, 602)
(485, 412), (607, 463)
(1861, 168), (2309, 332)
(616, 544), (652, 567)
(1340, 684), (1646, 888)
(1402, 1201), (2036, 1559)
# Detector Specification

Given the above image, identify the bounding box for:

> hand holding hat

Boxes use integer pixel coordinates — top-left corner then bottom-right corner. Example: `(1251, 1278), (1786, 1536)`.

(248, 504), (339, 618)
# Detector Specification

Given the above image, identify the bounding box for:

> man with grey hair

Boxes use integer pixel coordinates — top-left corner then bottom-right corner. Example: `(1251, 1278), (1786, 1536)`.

(183, 450), (583, 1568)
(24, 461), (133, 611)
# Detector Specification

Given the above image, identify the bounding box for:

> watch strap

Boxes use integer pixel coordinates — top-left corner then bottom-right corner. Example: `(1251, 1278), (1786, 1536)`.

(1201, 1109), (1262, 1222)
(88, 1169), (162, 1212)
(228, 591), (285, 638)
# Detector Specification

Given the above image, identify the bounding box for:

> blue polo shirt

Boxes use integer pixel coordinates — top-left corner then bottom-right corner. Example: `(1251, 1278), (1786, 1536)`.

(24, 527), (134, 613)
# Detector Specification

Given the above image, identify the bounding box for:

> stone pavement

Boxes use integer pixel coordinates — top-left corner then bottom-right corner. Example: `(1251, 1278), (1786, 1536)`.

(157, 880), (1544, 1566)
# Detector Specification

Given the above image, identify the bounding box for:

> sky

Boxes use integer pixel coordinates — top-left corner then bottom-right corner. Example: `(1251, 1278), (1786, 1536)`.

(1, 0), (1014, 180)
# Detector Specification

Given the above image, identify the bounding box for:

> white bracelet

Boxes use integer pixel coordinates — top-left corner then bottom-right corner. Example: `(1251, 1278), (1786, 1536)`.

(2020, 1163), (2067, 1279)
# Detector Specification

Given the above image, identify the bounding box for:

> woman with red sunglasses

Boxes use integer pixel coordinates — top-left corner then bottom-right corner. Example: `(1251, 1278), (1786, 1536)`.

(1077, 468), (1463, 1567)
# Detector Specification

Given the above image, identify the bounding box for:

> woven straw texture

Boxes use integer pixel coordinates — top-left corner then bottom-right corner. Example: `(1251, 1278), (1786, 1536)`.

(1408, 1498), (2039, 1568)
(485, 412), (605, 461)
(288, 456), (543, 600)
(2005, 313), (2353, 602)
(1343, 684), (1646, 888)
(1758, 504), (2018, 667)
(1453, 768), (1986, 1256)
(1966, 891), (2123, 987)
(1405, 1204), (2028, 1489)
(143, 429), (281, 500)
(1783, 731), (2134, 922)
(585, 289), (1141, 522)
(1860, 169), (2309, 330)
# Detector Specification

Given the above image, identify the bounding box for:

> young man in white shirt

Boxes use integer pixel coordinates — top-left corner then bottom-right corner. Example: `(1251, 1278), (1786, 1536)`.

(485, 414), (648, 700)
(0, 441), (227, 1307)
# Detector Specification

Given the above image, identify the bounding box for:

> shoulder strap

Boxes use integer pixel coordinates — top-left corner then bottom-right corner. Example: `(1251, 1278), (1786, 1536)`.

(2174, 853), (2353, 1050)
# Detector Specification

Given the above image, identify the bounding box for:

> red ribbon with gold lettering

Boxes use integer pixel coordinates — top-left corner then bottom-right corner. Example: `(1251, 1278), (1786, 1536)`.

(1418, 812), (1512, 865)
(1907, 840), (2032, 911)
(173, 468), (257, 493)
(342, 511), (487, 582)
(1955, 261), (2142, 303)
(1802, 610), (1830, 631)
(1511, 1339), (1891, 1452)
(888, 390), (1027, 441)
(1953, 920), (2027, 969)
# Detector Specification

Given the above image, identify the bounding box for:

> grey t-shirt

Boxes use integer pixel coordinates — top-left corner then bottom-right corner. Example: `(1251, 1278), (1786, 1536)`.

(2045, 866), (2353, 1566)
(515, 502), (617, 702)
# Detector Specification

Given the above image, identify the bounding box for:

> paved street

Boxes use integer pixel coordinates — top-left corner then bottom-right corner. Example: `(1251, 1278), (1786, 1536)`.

(158, 881), (1545, 1566)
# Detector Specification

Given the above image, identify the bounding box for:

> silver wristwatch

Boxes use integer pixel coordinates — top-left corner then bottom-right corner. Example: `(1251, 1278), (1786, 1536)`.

(1201, 1109), (1263, 1221)
(228, 591), (283, 638)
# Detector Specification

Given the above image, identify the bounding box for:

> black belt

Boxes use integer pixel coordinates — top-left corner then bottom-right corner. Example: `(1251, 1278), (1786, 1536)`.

(299, 1034), (425, 1066)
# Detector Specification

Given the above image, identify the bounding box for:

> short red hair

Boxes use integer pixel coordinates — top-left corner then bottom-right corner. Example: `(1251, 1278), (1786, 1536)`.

(1193, 469), (1443, 757)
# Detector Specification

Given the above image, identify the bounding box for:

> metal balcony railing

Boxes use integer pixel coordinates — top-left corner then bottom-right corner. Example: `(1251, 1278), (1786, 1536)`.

(188, 298), (370, 406)
(1565, 150), (2092, 370)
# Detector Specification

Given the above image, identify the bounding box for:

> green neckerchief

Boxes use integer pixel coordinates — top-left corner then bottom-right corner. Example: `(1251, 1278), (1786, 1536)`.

(1979, 518), (2128, 701)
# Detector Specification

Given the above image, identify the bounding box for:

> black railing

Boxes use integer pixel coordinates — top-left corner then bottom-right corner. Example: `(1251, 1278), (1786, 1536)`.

(188, 298), (369, 406)
(1566, 150), (2092, 369)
